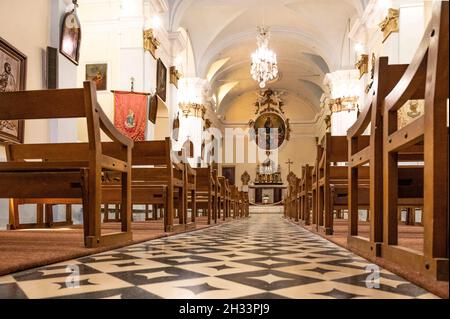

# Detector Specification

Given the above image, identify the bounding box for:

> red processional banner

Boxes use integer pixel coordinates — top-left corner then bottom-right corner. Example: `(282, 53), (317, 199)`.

(113, 92), (148, 141)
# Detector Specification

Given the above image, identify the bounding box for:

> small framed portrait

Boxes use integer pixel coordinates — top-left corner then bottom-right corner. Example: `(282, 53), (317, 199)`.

(60, 10), (81, 65)
(0, 37), (27, 144)
(156, 58), (167, 102)
(85, 63), (107, 91)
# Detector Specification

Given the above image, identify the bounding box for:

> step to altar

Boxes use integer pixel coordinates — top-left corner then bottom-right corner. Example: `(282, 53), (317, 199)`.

(249, 205), (284, 214)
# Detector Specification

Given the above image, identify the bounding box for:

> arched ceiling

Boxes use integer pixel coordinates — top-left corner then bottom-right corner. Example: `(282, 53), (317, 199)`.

(168, 0), (367, 119)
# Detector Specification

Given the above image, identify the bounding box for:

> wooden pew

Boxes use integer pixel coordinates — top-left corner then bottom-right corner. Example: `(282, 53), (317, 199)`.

(285, 174), (299, 221)
(298, 165), (313, 225)
(347, 58), (429, 257)
(241, 191), (249, 217)
(218, 176), (231, 220)
(100, 138), (187, 232)
(230, 185), (241, 218)
(213, 169), (222, 221)
(194, 166), (218, 224)
(0, 81), (133, 248)
(315, 133), (370, 235)
(128, 138), (186, 232)
(184, 162), (197, 229)
(380, 1), (448, 280)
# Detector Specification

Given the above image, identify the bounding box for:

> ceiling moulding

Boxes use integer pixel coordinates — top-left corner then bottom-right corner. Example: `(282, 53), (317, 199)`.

(199, 26), (333, 78)
(348, 0), (387, 44)
(152, 25), (171, 62)
(145, 0), (169, 14)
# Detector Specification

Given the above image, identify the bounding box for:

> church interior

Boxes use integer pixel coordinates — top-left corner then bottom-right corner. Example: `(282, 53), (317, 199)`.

(0, 0), (448, 301)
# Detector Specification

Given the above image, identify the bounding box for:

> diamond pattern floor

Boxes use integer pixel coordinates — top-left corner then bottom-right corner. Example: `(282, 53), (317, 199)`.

(0, 214), (439, 299)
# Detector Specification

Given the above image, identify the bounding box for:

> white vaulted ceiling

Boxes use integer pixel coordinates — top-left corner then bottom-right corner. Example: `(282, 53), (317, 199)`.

(168, 0), (368, 119)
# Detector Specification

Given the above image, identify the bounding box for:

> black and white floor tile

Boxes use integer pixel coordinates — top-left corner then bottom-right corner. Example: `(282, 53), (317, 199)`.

(0, 214), (439, 299)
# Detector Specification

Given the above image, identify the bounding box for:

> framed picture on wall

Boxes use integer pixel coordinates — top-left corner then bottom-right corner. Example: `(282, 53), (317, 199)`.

(156, 58), (167, 102)
(0, 37), (26, 144)
(148, 94), (158, 124)
(60, 9), (81, 65)
(222, 166), (236, 186)
(85, 63), (107, 91)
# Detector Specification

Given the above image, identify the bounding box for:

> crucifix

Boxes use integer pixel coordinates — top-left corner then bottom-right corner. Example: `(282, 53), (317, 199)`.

(130, 77), (135, 92)
(285, 159), (294, 173)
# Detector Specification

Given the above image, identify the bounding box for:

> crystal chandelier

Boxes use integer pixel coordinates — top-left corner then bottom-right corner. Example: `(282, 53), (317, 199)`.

(250, 27), (278, 89)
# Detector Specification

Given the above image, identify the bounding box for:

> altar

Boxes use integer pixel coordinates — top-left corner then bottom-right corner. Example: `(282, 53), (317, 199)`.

(248, 162), (287, 205)
(249, 184), (287, 204)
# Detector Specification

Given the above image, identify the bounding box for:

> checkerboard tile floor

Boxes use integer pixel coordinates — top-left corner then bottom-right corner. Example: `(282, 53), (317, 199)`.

(0, 214), (439, 299)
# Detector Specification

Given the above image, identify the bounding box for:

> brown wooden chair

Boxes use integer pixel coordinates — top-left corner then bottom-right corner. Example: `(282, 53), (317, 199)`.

(381, 1), (448, 280)
(0, 81), (133, 248)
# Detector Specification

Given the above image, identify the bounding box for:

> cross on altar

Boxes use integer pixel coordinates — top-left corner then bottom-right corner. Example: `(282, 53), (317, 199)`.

(285, 159), (294, 173)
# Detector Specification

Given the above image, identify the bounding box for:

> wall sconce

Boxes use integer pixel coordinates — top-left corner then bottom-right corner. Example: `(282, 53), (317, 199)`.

(355, 54), (369, 79)
(328, 96), (359, 113)
(203, 118), (212, 131)
(324, 115), (332, 132)
(379, 8), (399, 43)
(143, 29), (160, 59)
(170, 66), (182, 89)
(179, 102), (206, 119)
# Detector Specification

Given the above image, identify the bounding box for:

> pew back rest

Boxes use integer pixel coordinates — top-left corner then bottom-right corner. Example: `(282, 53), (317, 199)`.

(131, 138), (170, 166)
(0, 82), (132, 162)
(195, 167), (213, 189)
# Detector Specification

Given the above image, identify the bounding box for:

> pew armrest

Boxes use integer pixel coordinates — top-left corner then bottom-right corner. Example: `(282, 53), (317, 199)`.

(96, 102), (134, 148)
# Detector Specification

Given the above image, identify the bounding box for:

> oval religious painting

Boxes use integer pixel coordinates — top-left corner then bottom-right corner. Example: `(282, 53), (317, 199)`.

(254, 112), (287, 150)
(60, 10), (81, 65)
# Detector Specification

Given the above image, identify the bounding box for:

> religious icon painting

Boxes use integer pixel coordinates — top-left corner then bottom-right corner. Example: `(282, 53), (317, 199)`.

(60, 8), (81, 65)
(156, 58), (167, 102)
(253, 112), (287, 150)
(0, 37), (26, 143)
(85, 63), (107, 91)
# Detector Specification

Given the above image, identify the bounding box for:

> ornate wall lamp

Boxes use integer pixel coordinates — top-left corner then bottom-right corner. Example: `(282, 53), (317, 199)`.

(355, 54), (369, 79)
(170, 66), (182, 88)
(179, 102), (206, 119)
(143, 29), (160, 59)
(379, 8), (400, 43)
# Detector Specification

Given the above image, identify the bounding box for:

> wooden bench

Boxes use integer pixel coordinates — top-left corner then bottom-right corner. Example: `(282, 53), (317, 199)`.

(241, 191), (249, 217)
(314, 133), (370, 235)
(298, 165), (313, 225)
(284, 173), (298, 220)
(347, 62), (426, 256)
(129, 138), (187, 232)
(218, 176), (231, 220)
(229, 185), (241, 218)
(101, 138), (188, 232)
(194, 166), (218, 224)
(184, 162), (197, 229)
(380, 1), (448, 280)
(0, 81), (133, 248)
